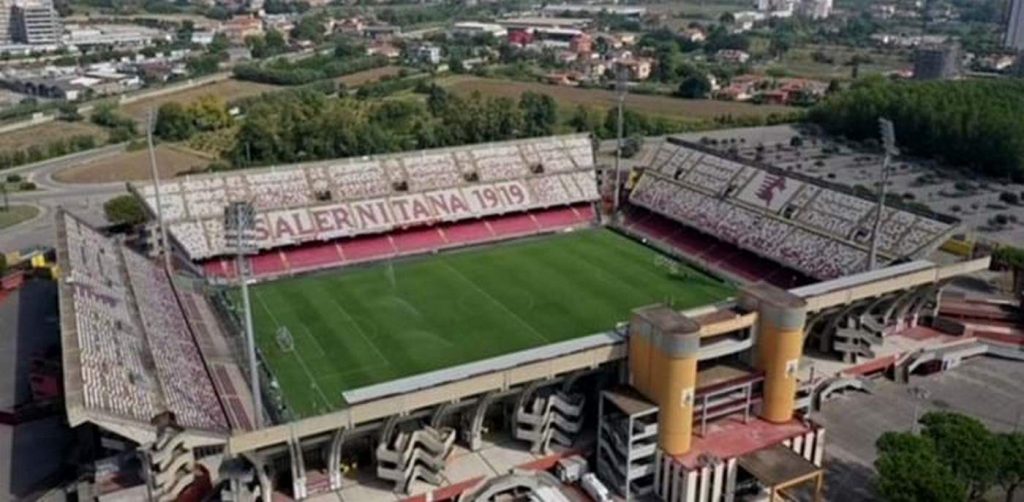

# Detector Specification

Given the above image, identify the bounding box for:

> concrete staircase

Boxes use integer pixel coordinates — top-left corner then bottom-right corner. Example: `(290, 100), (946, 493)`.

(514, 391), (584, 453)
(148, 428), (196, 501)
(376, 425), (455, 494)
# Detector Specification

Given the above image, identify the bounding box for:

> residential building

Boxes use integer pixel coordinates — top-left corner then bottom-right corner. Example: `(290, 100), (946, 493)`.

(913, 43), (961, 80)
(12, 0), (60, 45)
(220, 15), (263, 44)
(680, 28), (706, 43)
(614, 57), (653, 80)
(0, 0), (11, 43)
(716, 49), (751, 64)
(415, 44), (442, 65)
(366, 41), (400, 59)
(569, 33), (592, 54)
(1006, 0), (1024, 50)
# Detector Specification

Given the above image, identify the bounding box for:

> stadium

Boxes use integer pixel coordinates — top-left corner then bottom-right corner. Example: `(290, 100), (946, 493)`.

(51, 133), (1011, 501)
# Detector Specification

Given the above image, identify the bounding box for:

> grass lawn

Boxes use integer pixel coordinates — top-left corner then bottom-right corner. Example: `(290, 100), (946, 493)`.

(53, 144), (213, 183)
(0, 204), (39, 229)
(243, 228), (735, 417)
(0, 121), (107, 152)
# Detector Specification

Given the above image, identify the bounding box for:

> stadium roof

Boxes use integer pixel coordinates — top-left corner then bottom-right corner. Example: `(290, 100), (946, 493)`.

(342, 332), (624, 404)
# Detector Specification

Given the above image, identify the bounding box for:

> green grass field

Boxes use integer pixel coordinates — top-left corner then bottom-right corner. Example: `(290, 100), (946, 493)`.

(244, 229), (735, 417)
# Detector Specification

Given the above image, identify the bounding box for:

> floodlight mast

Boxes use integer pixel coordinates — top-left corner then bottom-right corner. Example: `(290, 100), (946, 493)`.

(612, 63), (628, 215)
(147, 109), (172, 273)
(868, 118), (899, 271)
(225, 201), (262, 429)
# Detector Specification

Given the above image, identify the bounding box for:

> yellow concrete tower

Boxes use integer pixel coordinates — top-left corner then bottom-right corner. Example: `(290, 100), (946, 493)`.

(744, 284), (808, 423)
(629, 305), (701, 456)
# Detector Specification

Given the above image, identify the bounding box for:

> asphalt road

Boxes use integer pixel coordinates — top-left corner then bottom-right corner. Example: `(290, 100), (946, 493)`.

(1, 144), (127, 253)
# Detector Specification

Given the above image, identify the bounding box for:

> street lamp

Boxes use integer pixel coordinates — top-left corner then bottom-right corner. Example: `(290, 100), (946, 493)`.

(224, 201), (262, 429)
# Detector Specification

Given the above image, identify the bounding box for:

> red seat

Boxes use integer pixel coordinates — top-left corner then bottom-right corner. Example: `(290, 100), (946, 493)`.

(392, 227), (445, 253)
(286, 242), (343, 271)
(340, 234), (396, 263)
(442, 219), (494, 244)
(488, 213), (539, 237)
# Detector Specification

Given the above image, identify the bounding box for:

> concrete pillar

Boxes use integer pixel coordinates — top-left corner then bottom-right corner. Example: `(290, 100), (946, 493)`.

(749, 285), (808, 423)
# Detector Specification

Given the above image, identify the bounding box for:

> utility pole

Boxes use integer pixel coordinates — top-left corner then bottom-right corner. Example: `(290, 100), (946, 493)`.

(225, 201), (262, 429)
(612, 63), (628, 215)
(148, 108), (172, 273)
(868, 118), (899, 271)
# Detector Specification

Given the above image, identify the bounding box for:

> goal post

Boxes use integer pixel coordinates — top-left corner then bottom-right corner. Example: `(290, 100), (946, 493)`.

(654, 255), (687, 279)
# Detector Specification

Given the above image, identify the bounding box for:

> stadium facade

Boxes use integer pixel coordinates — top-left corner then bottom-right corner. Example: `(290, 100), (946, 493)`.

(54, 134), (1000, 501)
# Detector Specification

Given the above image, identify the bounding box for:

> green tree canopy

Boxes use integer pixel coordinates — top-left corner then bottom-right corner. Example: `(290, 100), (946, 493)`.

(154, 102), (195, 141)
(875, 431), (966, 502)
(103, 195), (147, 226)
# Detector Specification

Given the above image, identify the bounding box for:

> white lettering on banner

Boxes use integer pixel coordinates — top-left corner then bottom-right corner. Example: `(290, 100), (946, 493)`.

(464, 181), (532, 215)
(237, 180), (535, 249)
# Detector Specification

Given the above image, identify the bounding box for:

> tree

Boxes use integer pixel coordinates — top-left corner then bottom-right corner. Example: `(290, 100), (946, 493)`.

(155, 102), (195, 141)
(999, 433), (1024, 502)
(518, 92), (557, 137)
(568, 105), (604, 135)
(0, 253), (6, 276)
(677, 74), (712, 99)
(291, 15), (326, 43)
(103, 195), (147, 226)
(875, 431), (966, 502)
(919, 412), (1000, 500)
(719, 12), (735, 25)
(188, 95), (232, 132)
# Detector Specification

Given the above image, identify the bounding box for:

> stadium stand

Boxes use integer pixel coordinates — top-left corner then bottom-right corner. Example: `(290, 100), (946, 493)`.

(133, 135), (598, 264)
(629, 139), (960, 280)
(57, 211), (229, 432)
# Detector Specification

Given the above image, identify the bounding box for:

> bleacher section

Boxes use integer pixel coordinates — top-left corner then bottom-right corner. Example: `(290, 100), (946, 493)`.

(57, 211), (229, 432)
(202, 203), (596, 281)
(133, 135), (600, 265)
(629, 139), (959, 280)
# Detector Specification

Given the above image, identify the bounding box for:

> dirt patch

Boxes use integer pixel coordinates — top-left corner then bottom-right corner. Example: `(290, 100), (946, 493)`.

(54, 144), (212, 183)
(442, 76), (796, 120)
(0, 121), (107, 151)
(338, 66), (404, 87)
(121, 79), (280, 125)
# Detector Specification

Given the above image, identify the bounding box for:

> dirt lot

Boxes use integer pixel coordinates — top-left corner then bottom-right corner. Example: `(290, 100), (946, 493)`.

(121, 78), (280, 124)
(0, 121), (107, 151)
(54, 145), (212, 183)
(338, 66), (405, 87)
(440, 76), (796, 121)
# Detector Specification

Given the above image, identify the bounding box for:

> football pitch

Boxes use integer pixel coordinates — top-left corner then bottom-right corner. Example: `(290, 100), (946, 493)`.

(243, 228), (735, 417)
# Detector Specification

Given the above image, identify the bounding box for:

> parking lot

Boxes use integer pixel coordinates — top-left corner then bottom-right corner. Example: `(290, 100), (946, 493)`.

(677, 124), (1024, 247)
(811, 357), (1024, 501)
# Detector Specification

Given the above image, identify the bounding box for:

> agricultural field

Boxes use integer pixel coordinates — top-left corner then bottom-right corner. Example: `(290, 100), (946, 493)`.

(243, 228), (735, 417)
(120, 78), (280, 125)
(337, 65), (405, 87)
(439, 75), (797, 122)
(0, 205), (39, 229)
(0, 121), (107, 152)
(762, 45), (912, 81)
(53, 144), (212, 183)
